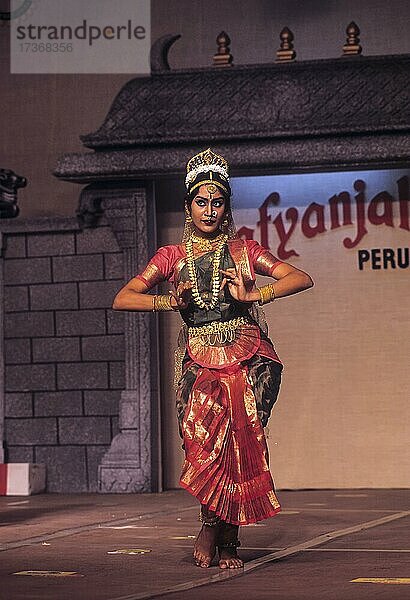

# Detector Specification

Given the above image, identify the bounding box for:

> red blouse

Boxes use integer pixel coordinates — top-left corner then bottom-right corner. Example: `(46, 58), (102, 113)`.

(136, 239), (283, 289)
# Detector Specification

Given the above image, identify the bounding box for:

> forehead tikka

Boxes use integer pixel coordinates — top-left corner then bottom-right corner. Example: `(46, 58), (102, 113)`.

(206, 184), (218, 195)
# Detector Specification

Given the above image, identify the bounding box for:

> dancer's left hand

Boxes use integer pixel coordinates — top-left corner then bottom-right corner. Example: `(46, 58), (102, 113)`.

(220, 265), (253, 302)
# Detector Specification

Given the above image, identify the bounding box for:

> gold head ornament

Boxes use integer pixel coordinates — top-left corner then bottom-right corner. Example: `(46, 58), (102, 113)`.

(185, 148), (229, 189)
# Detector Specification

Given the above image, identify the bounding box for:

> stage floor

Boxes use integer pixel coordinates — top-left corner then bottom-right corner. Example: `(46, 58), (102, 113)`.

(0, 489), (409, 599)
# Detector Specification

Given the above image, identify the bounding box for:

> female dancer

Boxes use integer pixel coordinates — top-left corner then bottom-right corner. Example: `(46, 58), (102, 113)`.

(113, 149), (313, 569)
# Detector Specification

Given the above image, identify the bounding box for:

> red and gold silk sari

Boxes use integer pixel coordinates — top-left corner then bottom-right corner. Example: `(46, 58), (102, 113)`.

(137, 239), (283, 524)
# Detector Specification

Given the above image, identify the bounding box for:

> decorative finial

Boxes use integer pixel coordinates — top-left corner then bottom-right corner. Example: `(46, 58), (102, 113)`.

(342, 21), (362, 56)
(276, 27), (296, 62)
(150, 34), (181, 72)
(213, 31), (233, 67)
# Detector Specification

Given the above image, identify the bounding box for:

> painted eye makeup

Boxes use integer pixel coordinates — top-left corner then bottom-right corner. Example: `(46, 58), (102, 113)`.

(193, 196), (224, 210)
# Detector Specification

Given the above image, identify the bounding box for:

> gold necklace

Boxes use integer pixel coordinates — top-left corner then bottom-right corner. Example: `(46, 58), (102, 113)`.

(185, 233), (228, 310)
(191, 232), (225, 252)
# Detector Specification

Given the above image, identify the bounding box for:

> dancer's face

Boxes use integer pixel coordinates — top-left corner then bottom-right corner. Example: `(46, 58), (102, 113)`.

(189, 184), (226, 236)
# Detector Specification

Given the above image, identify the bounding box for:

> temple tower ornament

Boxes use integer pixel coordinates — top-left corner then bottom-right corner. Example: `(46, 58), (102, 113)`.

(276, 27), (296, 62)
(213, 31), (233, 67)
(343, 21), (363, 56)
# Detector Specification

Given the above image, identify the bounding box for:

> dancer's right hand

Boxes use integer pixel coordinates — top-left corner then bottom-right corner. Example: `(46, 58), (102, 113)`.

(169, 280), (193, 310)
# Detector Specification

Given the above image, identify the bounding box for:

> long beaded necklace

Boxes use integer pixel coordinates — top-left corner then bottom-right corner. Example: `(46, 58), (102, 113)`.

(185, 233), (228, 310)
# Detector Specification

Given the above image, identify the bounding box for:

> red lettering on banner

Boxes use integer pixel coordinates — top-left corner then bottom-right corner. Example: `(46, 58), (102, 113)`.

(398, 176), (409, 231)
(343, 180), (368, 249)
(329, 192), (353, 229)
(301, 203), (326, 238)
(368, 191), (394, 227)
(272, 208), (300, 259)
(257, 193), (280, 249)
(251, 176), (409, 259)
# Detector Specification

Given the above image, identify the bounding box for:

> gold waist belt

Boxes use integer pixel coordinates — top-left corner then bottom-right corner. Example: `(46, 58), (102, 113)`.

(188, 316), (250, 346)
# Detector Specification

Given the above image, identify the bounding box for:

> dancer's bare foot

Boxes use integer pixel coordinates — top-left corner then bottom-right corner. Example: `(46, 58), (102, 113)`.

(193, 523), (219, 568)
(218, 546), (243, 569)
(218, 522), (243, 569)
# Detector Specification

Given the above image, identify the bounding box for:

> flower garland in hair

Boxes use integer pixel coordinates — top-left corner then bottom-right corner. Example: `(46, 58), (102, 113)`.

(185, 164), (228, 188)
(185, 233), (228, 310)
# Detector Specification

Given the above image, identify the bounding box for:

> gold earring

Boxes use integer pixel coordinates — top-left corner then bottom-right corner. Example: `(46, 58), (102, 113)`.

(185, 206), (192, 223)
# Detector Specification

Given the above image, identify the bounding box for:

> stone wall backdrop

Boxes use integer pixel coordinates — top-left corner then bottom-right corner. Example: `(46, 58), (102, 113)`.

(2, 218), (124, 492)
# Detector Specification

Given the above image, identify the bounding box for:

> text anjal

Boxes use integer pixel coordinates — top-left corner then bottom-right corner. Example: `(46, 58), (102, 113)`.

(239, 176), (409, 260)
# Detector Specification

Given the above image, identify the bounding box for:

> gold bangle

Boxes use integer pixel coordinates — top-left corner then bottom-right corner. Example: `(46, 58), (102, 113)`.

(154, 294), (173, 311)
(257, 286), (268, 305)
(152, 295), (157, 312)
(257, 283), (276, 305)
